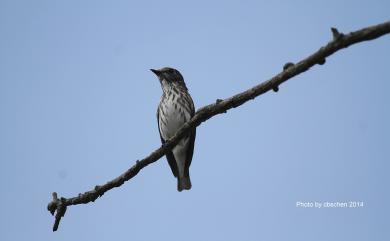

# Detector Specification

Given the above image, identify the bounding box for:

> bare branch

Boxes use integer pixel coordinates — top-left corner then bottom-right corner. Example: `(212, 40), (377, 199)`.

(47, 21), (390, 231)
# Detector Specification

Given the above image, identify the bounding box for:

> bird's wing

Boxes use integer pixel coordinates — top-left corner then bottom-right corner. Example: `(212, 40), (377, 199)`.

(157, 107), (179, 177)
(184, 128), (196, 177)
(184, 101), (196, 176)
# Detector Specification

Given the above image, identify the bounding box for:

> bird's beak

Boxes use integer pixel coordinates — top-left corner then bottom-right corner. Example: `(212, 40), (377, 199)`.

(150, 69), (160, 76)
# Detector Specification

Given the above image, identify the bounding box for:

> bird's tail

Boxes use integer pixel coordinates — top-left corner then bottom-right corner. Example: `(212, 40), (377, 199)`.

(177, 176), (192, 192)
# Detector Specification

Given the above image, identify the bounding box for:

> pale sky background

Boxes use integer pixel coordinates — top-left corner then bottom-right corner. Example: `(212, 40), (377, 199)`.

(1, 1), (389, 241)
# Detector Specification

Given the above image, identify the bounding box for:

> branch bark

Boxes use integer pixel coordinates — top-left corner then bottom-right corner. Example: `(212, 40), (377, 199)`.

(47, 21), (390, 231)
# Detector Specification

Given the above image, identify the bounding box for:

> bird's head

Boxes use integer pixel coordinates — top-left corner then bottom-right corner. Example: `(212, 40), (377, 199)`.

(150, 67), (186, 89)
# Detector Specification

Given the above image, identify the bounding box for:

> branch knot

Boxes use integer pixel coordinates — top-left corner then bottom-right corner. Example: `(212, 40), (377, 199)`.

(283, 62), (295, 71)
(331, 27), (345, 40)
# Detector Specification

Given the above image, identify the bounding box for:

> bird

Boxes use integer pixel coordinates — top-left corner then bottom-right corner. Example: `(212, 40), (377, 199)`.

(151, 67), (196, 192)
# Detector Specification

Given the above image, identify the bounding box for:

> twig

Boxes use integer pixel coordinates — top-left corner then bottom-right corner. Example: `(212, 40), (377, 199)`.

(47, 21), (390, 231)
